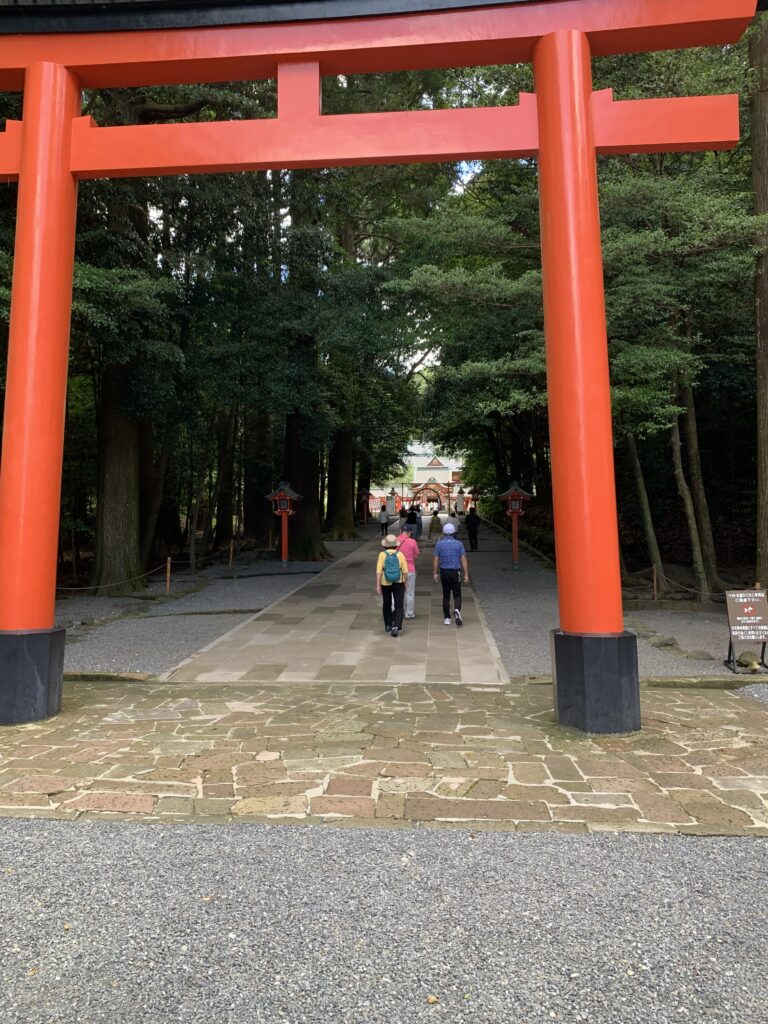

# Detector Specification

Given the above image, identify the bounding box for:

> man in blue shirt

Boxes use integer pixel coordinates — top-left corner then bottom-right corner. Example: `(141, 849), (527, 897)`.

(432, 522), (470, 626)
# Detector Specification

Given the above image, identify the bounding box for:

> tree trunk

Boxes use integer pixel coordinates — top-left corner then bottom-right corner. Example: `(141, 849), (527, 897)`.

(357, 448), (372, 523)
(626, 432), (667, 592)
(319, 446), (328, 524)
(532, 417), (552, 505)
(681, 385), (725, 591)
(751, 14), (768, 587)
(92, 366), (144, 594)
(670, 417), (709, 600)
(282, 170), (330, 561)
(484, 425), (508, 491)
(271, 170), (284, 284)
(324, 443), (337, 527)
(243, 409), (275, 544)
(283, 413), (330, 560)
(618, 543), (630, 583)
(187, 468), (207, 572)
(325, 428), (359, 540)
(214, 407), (238, 547)
(201, 408), (236, 558)
(140, 440), (172, 569)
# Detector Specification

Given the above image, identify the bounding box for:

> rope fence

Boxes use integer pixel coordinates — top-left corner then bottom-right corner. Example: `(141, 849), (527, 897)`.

(56, 529), (277, 595)
(56, 562), (168, 592)
(626, 564), (727, 601)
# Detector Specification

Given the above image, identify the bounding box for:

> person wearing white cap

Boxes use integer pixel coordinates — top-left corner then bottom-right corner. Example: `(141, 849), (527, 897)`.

(432, 521), (470, 626)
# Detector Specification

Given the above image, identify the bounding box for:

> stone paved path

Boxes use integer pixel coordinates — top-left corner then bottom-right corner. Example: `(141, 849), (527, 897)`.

(163, 537), (507, 686)
(4, 527), (768, 834)
(2, 677), (768, 834)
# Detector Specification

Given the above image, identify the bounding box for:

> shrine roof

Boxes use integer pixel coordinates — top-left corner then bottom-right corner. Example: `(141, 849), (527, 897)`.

(0, 0), (566, 34)
(0, 0), (758, 86)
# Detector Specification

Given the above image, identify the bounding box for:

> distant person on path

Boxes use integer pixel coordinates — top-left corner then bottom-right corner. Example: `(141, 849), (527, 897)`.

(376, 534), (408, 637)
(399, 506), (408, 529)
(379, 504), (389, 537)
(405, 506), (418, 532)
(429, 510), (442, 539)
(433, 521), (470, 627)
(465, 507), (480, 551)
(397, 525), (420, 620)
(415, 504), (424, 540)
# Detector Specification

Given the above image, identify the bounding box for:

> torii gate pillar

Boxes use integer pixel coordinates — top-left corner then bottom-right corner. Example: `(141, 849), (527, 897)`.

(0, 62), (80, 724)
(0, 0), (756, 728)
(535, 29), (639, 733)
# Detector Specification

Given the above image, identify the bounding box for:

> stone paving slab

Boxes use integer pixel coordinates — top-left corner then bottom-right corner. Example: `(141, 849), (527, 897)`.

(2, 678), (768, 834)
(163, 537), (508, 686)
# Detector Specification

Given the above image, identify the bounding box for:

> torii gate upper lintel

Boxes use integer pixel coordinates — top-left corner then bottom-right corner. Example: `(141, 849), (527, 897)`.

(0, 0), (758, 730)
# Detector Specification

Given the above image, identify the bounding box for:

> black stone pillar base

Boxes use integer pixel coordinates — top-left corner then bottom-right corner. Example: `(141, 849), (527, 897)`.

(551, 629), (640, 734)
(0, 628), (65, 725)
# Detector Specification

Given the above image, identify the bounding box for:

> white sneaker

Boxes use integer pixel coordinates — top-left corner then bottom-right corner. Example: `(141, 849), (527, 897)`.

(444, 618), (451, 625)
(454, 609), (463, 627)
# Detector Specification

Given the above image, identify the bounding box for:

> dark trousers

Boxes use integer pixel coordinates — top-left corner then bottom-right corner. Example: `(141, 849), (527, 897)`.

(440, 570), (462, 618)
(467, 529), (478, 551)
(381, 582), (405, 630)
(380, 522), (388, 536)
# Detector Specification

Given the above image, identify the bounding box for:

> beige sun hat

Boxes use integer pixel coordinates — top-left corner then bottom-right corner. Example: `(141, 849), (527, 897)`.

(381, 534), (399, 548)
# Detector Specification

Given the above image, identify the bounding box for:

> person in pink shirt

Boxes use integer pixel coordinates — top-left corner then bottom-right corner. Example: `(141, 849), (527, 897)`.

(397, 526), (420, 620)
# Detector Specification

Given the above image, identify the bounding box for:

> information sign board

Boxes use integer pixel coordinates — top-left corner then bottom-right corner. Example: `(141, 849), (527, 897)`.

(725, 590), (768, 642)
(724, 590), (768, 673)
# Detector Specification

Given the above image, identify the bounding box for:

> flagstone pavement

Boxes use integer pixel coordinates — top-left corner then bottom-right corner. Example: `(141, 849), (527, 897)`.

(2, 675), (768, 834)
(162, 537), (507, 686)
(3, 536), (768, 834)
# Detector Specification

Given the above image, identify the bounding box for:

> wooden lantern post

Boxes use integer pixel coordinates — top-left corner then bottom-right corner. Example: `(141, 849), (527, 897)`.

(499, 483), (533, 570)
(266, 482), (302, 567)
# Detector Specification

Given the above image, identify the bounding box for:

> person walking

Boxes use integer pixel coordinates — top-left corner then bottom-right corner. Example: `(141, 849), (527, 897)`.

(415, 504), (424, 540)
(428, 510), (442, 539)
(376, 534), (408, 637)
(379, 504), (389, 537)
(433, 521), (469, 627)
(397, 524), (420, 620)
(465, 506), (480, 551)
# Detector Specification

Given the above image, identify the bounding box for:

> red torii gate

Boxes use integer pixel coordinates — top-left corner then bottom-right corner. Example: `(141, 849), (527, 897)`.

(0, 0), (757, 729)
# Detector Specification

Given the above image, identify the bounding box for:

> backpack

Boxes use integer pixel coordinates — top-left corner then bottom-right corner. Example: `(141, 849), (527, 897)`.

(383, 551), (402, 583)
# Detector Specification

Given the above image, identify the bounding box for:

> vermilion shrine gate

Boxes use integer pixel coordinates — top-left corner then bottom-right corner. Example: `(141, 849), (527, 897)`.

(0, 0), (759, 730)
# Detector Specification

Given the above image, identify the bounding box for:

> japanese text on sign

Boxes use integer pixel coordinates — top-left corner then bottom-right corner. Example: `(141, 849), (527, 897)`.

(726, 591), (768, 642)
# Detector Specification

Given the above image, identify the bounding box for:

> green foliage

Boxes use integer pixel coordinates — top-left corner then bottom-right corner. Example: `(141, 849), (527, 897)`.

(0, 44), (762, 575)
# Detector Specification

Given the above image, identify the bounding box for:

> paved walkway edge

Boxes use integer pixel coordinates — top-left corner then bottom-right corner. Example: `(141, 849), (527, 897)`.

(157, 541), (369, 681)
(470, 586), (511, 686)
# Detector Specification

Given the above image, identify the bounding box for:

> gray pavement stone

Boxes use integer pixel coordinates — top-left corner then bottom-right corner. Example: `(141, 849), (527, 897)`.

(59, 540), (367, 677)
(0, 820), (764, 1023)
(57, 521), (738, 682)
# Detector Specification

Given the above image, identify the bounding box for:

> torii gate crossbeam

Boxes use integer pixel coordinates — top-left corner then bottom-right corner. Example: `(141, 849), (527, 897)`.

(0, 0), (757, 729)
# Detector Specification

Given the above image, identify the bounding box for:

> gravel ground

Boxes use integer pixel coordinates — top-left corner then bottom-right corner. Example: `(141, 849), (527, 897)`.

(0, 821), (764, 1024)
(59, 523), (741, 680)
(736, 683), (768, 707)
(466, 528), (733, 678)
(60, 539), (367, 676)
(624, 608), (730, 675)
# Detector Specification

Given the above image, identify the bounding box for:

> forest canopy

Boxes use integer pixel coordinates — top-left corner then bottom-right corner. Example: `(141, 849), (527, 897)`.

(0, 26), (766, 599)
